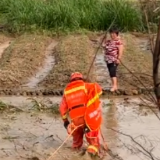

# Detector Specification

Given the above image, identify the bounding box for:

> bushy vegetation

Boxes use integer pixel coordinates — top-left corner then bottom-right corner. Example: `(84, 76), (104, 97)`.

(0, 0), (144, 33)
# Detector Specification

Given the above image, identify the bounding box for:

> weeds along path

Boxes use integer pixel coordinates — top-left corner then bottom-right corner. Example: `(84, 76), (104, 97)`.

(23, 40), (58, 89)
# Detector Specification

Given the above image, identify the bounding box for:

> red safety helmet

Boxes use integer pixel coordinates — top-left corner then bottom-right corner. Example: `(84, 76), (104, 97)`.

(70, 72), (83, 81)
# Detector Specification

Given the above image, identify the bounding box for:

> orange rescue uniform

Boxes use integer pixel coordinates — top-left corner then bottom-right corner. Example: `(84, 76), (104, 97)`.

(59, 80), (102, 154)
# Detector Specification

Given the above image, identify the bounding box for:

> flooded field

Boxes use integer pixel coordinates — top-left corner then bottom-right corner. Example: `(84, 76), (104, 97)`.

(0, 96), (160, 160)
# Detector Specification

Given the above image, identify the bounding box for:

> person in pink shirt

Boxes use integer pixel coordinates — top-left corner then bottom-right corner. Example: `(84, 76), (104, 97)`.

(102, 27), (124, 92)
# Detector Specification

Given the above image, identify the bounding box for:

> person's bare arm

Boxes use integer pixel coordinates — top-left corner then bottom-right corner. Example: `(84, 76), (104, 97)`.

(102, 40), (106, 48)
(102, 37), (108, 48)
(118, 44), (124, 60)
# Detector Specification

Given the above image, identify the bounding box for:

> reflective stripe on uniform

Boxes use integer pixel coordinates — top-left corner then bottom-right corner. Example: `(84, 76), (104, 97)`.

(87, 91), (102, 107)
(87, 145), (98, 153)
(64, 85), (87, 95)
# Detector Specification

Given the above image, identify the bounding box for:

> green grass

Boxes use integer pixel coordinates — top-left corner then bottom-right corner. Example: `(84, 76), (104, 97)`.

(0, 0), (144, 33)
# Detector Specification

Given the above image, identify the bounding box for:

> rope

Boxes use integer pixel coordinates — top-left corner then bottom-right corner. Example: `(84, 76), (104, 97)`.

(47, 12), (159, 160)
(46, 124), (84, 160)
(47, 21), (117, 160)
(85, 20), (157, 105)
(120, 60), (157, 104)
(86, 19), (117, 81)
(99, 129), (108, 150)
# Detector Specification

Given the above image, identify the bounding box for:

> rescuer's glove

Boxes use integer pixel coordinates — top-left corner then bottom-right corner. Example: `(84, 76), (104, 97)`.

(64, 120), (70, 129)
(67, 123), (76, 135)
(84, 126), (90, 133)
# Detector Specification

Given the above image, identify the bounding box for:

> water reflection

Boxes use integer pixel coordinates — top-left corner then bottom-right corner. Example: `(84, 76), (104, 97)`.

(102, 99), (119, 149)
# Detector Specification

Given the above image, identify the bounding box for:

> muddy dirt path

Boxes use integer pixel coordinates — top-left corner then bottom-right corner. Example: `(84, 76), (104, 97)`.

(0, 96), (159, 160)
(95, 52), (111, 89)
(23, 41), (58, 89)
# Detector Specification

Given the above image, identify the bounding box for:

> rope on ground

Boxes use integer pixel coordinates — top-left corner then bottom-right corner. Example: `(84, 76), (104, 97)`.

(139, 97), (160, 121)
(46, 124), (83, 160)
(100, 129), (108, 149)
(100, 129), (124, 160)
(120, 60), (157, 103)
(119, 60), (160, 121)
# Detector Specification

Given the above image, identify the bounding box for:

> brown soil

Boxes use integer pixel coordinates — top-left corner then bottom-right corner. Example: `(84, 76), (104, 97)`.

(0, 34), (52, 88)
(0, 32), (153, 91)
(38, 35), (96, 89)
(118, 33), (153, 90)
(0, 34), (12, 44)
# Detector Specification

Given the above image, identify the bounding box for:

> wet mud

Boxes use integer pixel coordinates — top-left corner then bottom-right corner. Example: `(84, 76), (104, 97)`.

(95, 52), (111, 89)
(0, 96), (159, 160)
(23, 41), (58, 89)
(0, 35), (154, 96)
(0, 87), (154, 97)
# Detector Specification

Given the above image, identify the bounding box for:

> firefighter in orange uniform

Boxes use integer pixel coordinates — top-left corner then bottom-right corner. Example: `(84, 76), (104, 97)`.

(59, 72), (104, 156)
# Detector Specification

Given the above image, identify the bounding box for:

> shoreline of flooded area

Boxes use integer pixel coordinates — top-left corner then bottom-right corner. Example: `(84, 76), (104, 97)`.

(0, 96), (159, 160)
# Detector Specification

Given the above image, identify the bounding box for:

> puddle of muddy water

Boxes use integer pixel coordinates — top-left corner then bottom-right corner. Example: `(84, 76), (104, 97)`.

(23, 41), (58, 89)
(102, 98), (160, 160)
(0, 96), (160, 160)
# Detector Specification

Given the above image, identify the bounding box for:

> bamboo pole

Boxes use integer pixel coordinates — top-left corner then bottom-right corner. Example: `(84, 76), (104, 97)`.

(153, 20), (160, 110)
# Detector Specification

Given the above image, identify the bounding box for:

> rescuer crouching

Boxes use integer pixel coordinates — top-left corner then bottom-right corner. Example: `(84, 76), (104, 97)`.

(59, 72), (107, 157)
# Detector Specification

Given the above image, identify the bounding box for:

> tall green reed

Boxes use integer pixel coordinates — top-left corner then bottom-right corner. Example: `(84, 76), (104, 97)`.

(0, 0), (144, 33)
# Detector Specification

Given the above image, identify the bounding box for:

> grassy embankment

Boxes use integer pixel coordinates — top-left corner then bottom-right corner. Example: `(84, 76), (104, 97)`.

(0, 35), (52, 88)
(0, 0), (158, 90)
(39, 35), (96, 89)
(118, 34), (153, 89)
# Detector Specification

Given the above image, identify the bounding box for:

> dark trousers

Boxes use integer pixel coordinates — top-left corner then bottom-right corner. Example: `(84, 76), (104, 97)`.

(106, 62), (118, 78)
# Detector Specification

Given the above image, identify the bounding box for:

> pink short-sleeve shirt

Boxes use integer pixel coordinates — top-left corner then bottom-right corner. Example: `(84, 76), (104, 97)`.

(104, 38), (123, 63)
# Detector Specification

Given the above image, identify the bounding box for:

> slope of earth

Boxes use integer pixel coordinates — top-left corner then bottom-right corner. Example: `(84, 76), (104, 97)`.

(118, 33), (153, 90)
(0, 34), (52, 88)
(38, 35), (96, 89)
(0, 32), (153, 94)
(23, 40), (58, 89)
(0, 33), (13, 51)
(91, 32), (153, 92)
(0, 34), (13, 44)
(0, 34), (13, 61)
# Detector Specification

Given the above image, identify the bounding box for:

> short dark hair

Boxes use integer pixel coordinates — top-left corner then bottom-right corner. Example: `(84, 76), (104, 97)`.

(109, 27), (119, 36)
